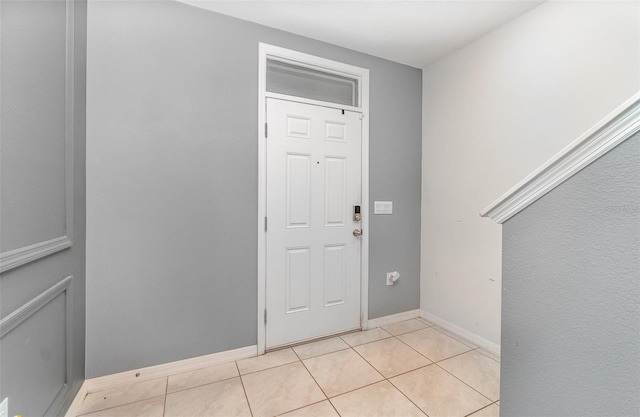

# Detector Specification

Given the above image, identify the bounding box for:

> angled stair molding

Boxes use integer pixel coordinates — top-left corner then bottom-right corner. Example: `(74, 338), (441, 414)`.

(481, 92), (640, 223)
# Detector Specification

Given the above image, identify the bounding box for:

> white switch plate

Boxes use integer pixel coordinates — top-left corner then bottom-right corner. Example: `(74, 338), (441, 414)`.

(0, 397), (8, 417)
(374, 201), (393, 215)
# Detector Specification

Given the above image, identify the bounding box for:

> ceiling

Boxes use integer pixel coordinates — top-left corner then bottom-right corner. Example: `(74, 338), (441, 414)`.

(178, 0), (544, 68)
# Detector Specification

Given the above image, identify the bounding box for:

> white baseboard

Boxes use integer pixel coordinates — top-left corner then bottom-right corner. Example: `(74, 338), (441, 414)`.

(367, 309), (420, 329)
(419, 310), (500, 357)
(84, 345), (257, 394)
(64, 381), (88, 417)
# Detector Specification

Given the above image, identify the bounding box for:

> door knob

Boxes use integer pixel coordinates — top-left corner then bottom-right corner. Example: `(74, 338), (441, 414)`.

(353, 229), (363, 237)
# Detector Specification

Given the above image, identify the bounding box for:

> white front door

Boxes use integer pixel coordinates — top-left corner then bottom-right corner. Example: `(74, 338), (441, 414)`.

(265, 98), (362, 349)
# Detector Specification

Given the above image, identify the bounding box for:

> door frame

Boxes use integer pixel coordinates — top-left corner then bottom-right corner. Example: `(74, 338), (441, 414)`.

(257, 43), (370, 355)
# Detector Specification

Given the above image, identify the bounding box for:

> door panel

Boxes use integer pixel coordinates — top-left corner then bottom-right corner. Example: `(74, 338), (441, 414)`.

(266, 98), (362, 348)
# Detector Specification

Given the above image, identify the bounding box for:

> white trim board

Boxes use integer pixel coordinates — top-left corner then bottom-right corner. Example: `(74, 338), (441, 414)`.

(420, 310), (501, 357)
(481, 92), (640, 224)
(80, 345), (257, 394)
(257, 43), (370, 354)
(366, 309), (420, 329)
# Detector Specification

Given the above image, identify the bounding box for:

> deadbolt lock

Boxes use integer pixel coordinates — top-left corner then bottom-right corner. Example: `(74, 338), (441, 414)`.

(353, 205), (361, 222)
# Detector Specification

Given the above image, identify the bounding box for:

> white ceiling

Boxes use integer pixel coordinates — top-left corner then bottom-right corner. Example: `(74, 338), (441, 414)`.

(178, 0), (544, 68)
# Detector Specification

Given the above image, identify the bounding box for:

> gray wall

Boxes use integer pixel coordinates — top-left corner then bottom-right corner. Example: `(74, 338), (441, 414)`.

(501, 134), (640, 416)
(86, 1), (421, 378)
(0, 1), (87, 416)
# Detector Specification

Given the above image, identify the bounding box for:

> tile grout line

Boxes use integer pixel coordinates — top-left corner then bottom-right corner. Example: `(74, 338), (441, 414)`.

(434, 362), (496, 405)
(75, 395), (166, 417)
(338, 335), (431, 417)
(347, 336), (429, 417)
(292, 345), (332, 402)
(162, 376), (168, 417)
(161, 373), (240, 396)
(236, 360), (256, 417)
(386, 377), (431, 417)
(339, 331), (394, 348)
(364, 328), (497, 416)
(463, 401), (497, 417)
(391, 331), (438, 363)
(289, 344), (344, 417)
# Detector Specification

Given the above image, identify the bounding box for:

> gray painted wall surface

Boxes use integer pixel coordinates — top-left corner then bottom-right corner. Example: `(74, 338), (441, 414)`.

(501, 134), (640, 417)
(0, 1), (87, 415)
(86, 1), (421, 377)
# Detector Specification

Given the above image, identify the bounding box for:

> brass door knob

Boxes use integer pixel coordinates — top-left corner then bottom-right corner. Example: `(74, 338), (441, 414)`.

(353, 229), (363, 237)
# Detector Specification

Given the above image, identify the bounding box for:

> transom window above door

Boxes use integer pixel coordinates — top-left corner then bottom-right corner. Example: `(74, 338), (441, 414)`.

(266, 59), (359, 108)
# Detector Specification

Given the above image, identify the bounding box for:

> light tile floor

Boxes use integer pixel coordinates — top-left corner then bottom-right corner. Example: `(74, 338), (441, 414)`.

(74, 319), (500, 417)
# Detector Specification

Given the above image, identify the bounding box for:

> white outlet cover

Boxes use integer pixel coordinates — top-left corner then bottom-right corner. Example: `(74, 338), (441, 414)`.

(374, 201), (393, 215)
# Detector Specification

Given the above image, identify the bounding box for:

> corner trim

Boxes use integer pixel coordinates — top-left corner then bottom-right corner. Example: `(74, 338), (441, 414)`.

(84, 345), (258, 394)
(63, 381), (87, 417)
(366, 309), (420, 329)
(419, 310), (500, 356)
(480, 92), (640, 224)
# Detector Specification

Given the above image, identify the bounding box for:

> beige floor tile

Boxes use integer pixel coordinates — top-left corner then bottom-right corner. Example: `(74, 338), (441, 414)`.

(167, 361), (238, 393)
(340, 328), (392, 347)
(303, 348), (383, 397)
(278, 401), (339, 417)
(390, 365), (491, 417)
(242, 362), (325, 417)
(477, 348), (501, 363)
(354, 337), (431, 378)
(293, 337), (350, 359)
(398, 328), (471, 362)
(468, 403), (500, 417)
(330, 380), (426, 417)
(78, 396), (165, 417)
(381, 319), (428, 336)
(439, 350), (500, 401)
(165, 377), (250, 417)
(433, 326), (478, 348)
(79, 377), (167, 415)
(237, 348), (298, 374)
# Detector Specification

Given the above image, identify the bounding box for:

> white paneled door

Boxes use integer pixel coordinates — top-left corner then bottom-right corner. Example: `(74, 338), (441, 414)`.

(266, 98), (362, 349)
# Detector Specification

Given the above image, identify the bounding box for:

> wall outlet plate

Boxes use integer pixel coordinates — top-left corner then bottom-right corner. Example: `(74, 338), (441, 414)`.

(0, 397), (8, 417)
(374, 201), (393, 215)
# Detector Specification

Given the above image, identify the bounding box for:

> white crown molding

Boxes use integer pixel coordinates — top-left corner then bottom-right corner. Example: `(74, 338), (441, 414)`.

(481, 92), (640, 224)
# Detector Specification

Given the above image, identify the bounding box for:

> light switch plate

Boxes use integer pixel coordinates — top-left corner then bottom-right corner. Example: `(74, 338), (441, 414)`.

(374, 201), (393, 215)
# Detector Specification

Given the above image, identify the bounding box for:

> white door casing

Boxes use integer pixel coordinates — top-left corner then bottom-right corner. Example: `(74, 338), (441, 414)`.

(265, 98), (362, 348)
(257, 43), (370, 354)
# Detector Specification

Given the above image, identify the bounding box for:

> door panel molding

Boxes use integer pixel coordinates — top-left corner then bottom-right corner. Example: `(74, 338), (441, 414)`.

(258, 43), (370, 354)
(0, 0), (75, 273)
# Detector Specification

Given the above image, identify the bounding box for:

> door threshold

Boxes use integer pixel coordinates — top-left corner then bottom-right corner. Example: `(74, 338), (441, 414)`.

(265, 328), (362, 353)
